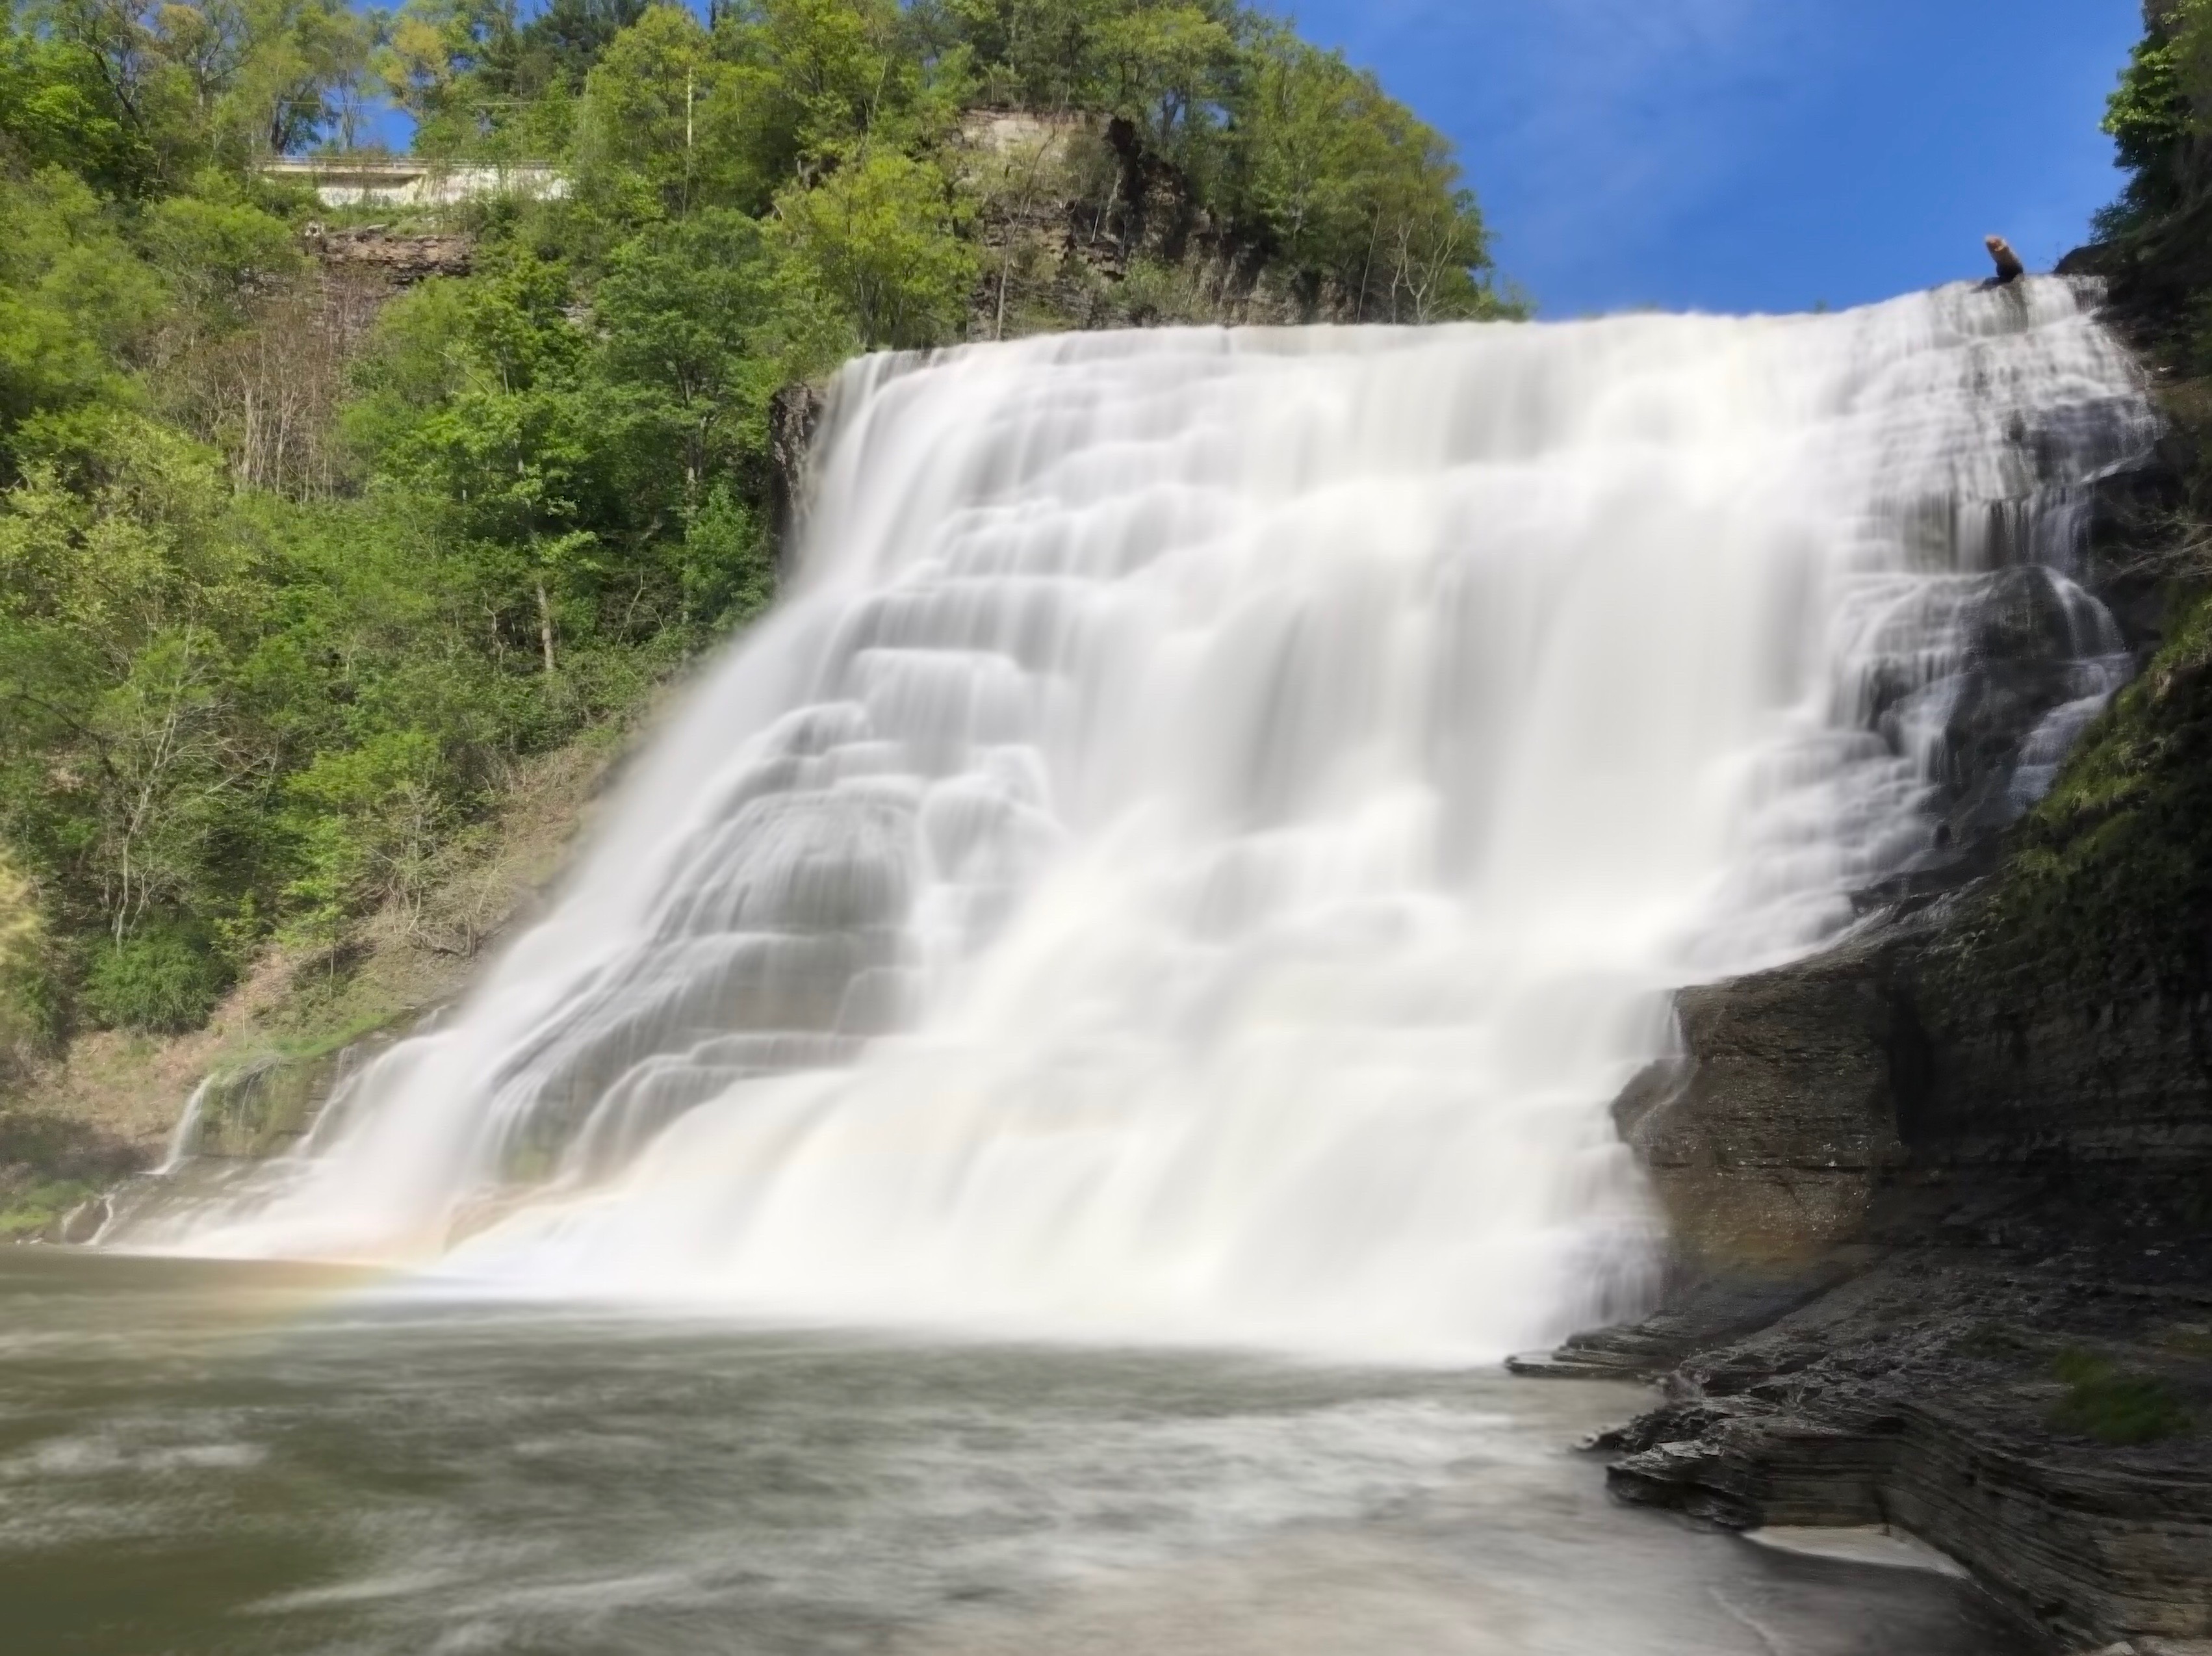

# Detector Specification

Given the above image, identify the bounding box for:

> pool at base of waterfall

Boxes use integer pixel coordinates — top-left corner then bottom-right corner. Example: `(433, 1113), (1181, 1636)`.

(0, 1250), (2014, 1656)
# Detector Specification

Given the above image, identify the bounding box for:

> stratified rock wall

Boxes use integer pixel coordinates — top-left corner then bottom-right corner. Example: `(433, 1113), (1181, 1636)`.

(1907, 953), (2212, 1184)
(1617, 932), (1912, 1273)
(1611, 1385), (2212, 1650)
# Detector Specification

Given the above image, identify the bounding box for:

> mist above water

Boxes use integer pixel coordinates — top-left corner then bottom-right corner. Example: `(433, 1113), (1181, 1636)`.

(136, 280), (2150, 1362)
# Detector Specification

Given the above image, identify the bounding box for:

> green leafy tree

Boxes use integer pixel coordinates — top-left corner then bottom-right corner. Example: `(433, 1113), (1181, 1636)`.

(0, 2), (160, 192)
(732, 0), (918, 162)
(2100, 1), (2212, 228)
(591, 208), (777, 502)
(1231, 29), (1502, 320)
(1092, 3), (1231, 149)
(578, 3), (769, 215)
(142, 190), (302, 324)
(0, 170), (166, 475)
(769, 143), (977, 349)
(207, 0), (374, 158)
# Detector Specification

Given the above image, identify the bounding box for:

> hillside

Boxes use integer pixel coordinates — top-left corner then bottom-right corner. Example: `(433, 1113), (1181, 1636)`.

(0, 0), (1515, 1224)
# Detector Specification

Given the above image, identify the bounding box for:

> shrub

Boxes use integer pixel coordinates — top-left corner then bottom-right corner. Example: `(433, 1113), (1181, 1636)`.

(0, 1178), (92, 1239)
(82, 925), (226, 1034)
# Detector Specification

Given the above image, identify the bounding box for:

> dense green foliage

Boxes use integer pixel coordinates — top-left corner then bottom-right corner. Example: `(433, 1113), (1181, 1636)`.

(1966, 589), (2212, 991)
(0, 0), (1505, 1052)
(2101, 0), (2212, 229)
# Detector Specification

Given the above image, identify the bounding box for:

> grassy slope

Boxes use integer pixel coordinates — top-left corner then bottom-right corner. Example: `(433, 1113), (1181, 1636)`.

(0, 718), (629, 1234)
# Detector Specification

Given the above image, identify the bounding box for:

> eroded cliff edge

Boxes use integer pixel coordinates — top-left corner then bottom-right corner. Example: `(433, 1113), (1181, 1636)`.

(1528, 344), (2212, 1651)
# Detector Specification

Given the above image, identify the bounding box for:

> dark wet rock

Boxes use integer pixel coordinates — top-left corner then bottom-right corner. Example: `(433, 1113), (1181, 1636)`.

(186, 1037), (396, 1163)
(1591, 1248), (2212, 1652)
(1537, 895), (2212, 1651)
(1613, 924), (1920, 1276)
(769, 381), (826, 573)
(0, 1109), (146, 1243)
(1933, 564), (2133, 846)
(53, 1192), (109, 1243)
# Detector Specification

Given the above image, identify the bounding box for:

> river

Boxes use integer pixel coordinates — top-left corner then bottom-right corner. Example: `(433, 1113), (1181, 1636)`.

(4, 1248), (2014, 1655)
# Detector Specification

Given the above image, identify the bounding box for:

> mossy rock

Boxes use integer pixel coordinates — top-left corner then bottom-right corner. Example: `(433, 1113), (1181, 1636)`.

(0, 1177), (95, 1240)
(190, 1035), (391, 1160)
(1938, 586), (2212, 1002)
(2049, 1349), (2197, 1446)
(0, 1107), (144, 1242)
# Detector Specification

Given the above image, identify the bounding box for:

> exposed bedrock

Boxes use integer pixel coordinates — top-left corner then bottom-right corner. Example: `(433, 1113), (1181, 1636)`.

(1612, 928), (1914, 1278)
(1553, 912), (2212, 1651)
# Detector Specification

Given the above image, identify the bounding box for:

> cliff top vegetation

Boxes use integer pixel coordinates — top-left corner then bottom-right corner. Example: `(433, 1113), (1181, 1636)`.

(0, 0), (1511, 1094)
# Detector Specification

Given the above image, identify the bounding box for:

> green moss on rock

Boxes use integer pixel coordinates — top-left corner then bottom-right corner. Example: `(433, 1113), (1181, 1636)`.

(1938, 585), (2212, 999)
(2050, 1349), (2196, 1445)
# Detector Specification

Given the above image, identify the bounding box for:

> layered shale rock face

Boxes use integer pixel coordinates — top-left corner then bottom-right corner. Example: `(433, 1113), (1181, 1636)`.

(1907, 930), (2212, 1201)
(301, 223), (474, 284)
(1613, 932), (1914, 1274)
(1608, 889), (2212, 1287)
(1588, 792), (2212, 1650)
(1591, 918), (2212, 1651)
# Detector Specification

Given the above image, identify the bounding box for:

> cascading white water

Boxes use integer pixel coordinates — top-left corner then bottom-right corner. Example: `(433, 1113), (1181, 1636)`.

(135, 279), (2151, 1362)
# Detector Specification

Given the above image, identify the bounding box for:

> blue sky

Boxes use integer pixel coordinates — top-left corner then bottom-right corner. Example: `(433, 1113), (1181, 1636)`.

(1273, 0), (2145, 317)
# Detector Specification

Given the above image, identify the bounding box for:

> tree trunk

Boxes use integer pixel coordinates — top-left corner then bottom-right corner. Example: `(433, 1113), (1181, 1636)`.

(535, 579), (557, 675)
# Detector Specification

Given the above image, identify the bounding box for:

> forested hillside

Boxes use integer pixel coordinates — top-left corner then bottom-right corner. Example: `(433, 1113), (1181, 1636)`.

(0, 0), (1510, 1112)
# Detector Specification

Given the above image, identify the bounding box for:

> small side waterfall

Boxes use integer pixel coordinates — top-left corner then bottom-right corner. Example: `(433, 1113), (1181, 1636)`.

(157, 1078), (216, 1175)
(131, 280), (2152, 1360)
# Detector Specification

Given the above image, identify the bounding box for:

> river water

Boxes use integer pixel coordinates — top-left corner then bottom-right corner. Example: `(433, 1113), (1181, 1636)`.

(5, 1249), (2014, 1655)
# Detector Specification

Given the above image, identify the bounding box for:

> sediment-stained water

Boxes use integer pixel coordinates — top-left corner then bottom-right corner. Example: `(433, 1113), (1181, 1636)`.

(2, 1250), (2014, 1655)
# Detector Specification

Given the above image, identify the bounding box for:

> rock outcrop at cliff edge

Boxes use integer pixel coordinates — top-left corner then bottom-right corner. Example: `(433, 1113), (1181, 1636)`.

(1563, 879), (2212, 1652)
(1612, 928), (1914, 1276)
(1582, 896), (2212, 1641)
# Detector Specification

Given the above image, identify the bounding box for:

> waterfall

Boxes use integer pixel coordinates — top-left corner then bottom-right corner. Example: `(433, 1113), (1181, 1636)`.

(157, 1078), (216, 1175)
(132, 279), (2152, 1362)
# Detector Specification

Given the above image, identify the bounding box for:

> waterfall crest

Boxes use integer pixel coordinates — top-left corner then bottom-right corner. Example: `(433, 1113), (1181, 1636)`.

(135, 280), (2152, 1360)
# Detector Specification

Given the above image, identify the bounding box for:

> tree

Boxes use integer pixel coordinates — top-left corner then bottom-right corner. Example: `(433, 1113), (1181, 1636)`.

(2100, 0), (2212, 226)
(591, 208), (775, 503)
(768, 142), (977, 349)
(1231, 30), (1502, 320)
(0, 168), (166, 478)
(374, 0), (517, 152)
(736, 0), (916, 161)
(1, 0), (161, 191)
(206, 0), (374, 159)
(578, 3), (769, 215)
(1092, 3), (1231, 151)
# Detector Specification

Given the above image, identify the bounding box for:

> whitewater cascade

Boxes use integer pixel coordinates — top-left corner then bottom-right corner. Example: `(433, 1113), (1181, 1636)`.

(140, 280), (2151, 1360)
